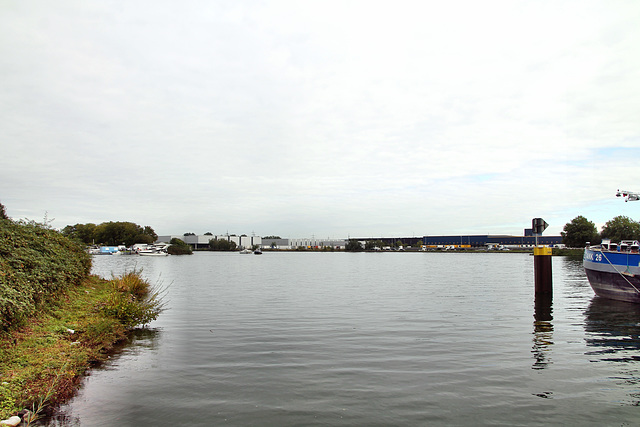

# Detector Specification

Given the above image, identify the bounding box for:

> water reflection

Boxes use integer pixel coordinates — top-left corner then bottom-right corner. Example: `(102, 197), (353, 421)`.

(532, 294), (554, 370)
(584, 297), (640, 362)
(43, 328), (162, 426)
(584, 297), (640, 405)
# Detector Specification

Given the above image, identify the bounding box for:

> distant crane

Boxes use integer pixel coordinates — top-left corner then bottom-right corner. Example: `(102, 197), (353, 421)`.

(616, 189), (639, 202)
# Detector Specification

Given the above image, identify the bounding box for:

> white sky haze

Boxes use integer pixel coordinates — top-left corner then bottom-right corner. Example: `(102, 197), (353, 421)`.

(2, 1), (639, 238)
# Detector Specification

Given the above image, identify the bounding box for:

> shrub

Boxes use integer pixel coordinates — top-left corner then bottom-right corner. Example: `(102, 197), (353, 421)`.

(102, 269), (167, 328)
(167, 238), (192, 255)
(0, 219), (91, 330)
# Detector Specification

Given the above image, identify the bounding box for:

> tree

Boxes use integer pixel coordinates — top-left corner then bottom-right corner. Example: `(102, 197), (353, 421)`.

(345, 239), (363, 251)
(61, 223), (98, 244)
(62, 221), (157, 247)
(209, 238), (237, 251)
(142, 226), (158, 242)
(561, 216), (600, 248)
(204, 232), (213, 236)
(0, 201), (8, 220)
(600, 215), (640, 243)
(263, 235), (281, 239)
(168, 238), (193, 255)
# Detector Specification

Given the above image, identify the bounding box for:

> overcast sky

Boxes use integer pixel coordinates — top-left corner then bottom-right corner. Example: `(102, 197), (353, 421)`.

(2, 1), (639, 238)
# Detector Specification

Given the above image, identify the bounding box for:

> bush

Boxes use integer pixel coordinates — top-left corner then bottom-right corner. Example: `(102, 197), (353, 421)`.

(168, 238), (193, 255)
(0, 219), (91, 330)
(102, 269), (166, 328)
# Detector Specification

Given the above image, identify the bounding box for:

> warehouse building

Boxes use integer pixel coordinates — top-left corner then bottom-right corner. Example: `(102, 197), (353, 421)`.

(156, 234), (262, 250)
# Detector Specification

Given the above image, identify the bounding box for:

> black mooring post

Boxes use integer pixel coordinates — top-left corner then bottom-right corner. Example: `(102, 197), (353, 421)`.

(534, 246), (553, 294)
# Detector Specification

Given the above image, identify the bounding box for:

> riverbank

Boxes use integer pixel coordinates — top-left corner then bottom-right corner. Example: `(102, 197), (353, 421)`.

(0, 274), (133, 421)
(1, 217), (165, 423)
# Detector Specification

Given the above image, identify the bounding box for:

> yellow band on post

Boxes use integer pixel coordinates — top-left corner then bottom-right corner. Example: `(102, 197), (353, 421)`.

(533, 246), (552, 256)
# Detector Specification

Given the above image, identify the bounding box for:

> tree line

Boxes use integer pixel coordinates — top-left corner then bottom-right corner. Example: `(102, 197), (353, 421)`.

(61, 222), (158, 247)
(561, 215), (640, 247)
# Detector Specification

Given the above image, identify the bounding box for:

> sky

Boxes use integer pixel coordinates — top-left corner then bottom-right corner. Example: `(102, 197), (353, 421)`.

(1, 0), (640, 239)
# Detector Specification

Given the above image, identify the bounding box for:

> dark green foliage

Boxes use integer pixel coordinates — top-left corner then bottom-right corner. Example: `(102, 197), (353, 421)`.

(345, 239), (363, 251)
(561, 215), (600, 248)
(600, 215), (640, 242)
(61, 221), (157, 247)
(0, 202), (7, 220)
(0, 219), (92, 330)
(167, 238), (193, 255)
(208, 238), (237, 251)
(60, 223), (97, 244)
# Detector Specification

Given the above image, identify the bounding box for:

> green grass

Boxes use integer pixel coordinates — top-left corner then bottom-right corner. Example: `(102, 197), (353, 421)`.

(0, 217), (167, 421)
(0, 271), (166, 420)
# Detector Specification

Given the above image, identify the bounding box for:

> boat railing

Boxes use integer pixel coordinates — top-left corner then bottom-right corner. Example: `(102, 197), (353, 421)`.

(590, 239), (640, 254)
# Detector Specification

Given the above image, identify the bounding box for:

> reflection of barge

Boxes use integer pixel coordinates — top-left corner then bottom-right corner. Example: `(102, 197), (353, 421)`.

(583, 239), (640, 303)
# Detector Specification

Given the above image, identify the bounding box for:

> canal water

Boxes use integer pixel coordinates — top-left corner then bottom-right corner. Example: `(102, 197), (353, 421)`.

(46, 252), (640, 426)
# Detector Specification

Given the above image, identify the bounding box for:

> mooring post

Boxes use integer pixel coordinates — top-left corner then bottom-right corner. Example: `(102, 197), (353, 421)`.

(534, 246), (553, 294)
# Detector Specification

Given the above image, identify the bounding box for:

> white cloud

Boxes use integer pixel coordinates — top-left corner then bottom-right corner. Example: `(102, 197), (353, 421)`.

(1, 0), (639, 238)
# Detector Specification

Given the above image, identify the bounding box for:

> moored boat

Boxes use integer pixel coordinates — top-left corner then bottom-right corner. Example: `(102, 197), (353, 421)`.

(138, 250), (169, 256)
(137, 243), (170, 256)
(583, 239), (640, 303)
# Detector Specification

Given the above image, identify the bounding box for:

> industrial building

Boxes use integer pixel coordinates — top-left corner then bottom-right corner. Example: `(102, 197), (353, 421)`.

(262, 238), (347, 250)
(156, 234), (262, 250)
(157, 229), (562, 251)
(352, 229), (562, 249)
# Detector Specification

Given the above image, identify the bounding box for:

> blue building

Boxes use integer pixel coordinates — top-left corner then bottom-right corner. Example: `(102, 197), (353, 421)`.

(354, 230), (563, 249)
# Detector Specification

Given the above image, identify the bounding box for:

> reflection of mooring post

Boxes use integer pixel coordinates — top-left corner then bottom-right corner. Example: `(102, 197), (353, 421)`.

(532, 218), (552, 295)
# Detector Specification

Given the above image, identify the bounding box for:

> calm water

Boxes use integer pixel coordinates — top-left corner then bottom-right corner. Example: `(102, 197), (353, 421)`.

(46, 252), (640, 426)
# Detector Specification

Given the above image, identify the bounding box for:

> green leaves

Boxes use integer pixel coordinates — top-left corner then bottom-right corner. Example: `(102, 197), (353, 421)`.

(562, 215), (640, 247)
(61, 221), (157, 247)
(0, 220), (91, 330)
(561, 216), (600, 248)
(600, 215), (640, 243)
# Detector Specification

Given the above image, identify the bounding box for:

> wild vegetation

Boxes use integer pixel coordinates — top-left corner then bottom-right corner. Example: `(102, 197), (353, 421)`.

(0, 217), (91, 330)
(0, 207), (166, 421)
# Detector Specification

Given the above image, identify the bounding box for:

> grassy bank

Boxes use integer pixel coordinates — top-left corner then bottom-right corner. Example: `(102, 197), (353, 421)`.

(0, 218), (165, 422)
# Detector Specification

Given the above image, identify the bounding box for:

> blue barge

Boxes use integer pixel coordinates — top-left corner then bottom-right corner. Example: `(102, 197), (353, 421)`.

(583, 239), (640, 303)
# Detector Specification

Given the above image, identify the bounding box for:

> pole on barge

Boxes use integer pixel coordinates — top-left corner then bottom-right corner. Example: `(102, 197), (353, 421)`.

(532, 218), (552, 295)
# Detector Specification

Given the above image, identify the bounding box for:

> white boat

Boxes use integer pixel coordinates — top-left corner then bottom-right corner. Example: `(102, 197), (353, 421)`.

(137, 243), (170, 256)
(139, 250), (168, 256)
(239, 248), (252, 254)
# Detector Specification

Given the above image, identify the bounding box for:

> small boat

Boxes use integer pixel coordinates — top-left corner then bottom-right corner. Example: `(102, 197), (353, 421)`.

(138, 250), (169, 256)
(91, 246), (121, 255)
(584, 239), (640, 303)
(137, 243), (169, 256)
(239, 248), (252, 254)
(254, 248), (262, 255)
